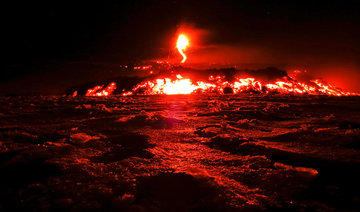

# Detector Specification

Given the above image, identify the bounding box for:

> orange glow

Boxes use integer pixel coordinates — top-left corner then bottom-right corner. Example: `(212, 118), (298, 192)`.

(177, 34), (189, 63)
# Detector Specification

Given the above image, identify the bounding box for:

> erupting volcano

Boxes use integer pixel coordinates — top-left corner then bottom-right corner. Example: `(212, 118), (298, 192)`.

(73, 31), (359, 97)
(2, 1), (360, 211)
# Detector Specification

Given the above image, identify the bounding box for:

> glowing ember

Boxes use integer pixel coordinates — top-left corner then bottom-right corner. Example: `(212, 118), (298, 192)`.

(86, 82), (117, 96)
(177, 34), (189, 63)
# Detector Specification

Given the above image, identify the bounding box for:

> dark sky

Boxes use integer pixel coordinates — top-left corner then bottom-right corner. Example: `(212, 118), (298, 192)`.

(2, 0), (360, 94)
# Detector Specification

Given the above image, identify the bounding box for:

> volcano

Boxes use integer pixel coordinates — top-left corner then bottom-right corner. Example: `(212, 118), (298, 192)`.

(2, 1), (360, 211)
(4, 37), (360, 211)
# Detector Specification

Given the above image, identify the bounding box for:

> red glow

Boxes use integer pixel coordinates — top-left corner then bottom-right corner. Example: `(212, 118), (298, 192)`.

(134, 65), (152, 70)
(72, 91), (78, 97)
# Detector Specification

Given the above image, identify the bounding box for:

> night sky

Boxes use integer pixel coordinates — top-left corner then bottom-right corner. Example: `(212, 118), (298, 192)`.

(2, 0), (360, 94)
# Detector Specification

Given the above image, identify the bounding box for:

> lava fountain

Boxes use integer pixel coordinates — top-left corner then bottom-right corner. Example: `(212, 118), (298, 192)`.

(177, 34), (189, 63)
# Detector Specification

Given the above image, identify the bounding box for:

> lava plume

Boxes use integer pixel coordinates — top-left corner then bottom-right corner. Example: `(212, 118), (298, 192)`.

(177, 34), (189, 63)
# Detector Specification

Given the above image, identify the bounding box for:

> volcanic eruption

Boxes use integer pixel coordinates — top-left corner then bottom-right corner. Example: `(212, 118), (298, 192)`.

(73, 30), (360, 97)
(2, 2), (360, 210)
(176, 34), (189, 64)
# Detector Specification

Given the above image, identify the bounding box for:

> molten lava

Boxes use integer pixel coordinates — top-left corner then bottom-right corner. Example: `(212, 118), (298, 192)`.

(177, 34), (189, 63)
(124, 75), (359, 96)
(86, 82), (117, 96)
(128, 75), (216, 95)
(83, 74), (359, 96)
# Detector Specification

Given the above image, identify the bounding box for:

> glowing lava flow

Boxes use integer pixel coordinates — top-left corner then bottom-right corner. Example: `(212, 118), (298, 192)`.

(123, 75), (359, 96)
(129, 75), (211, 95)
(86, 82), (117, 96)
(83, 75), (359, 96)
(177, 34), (189, 63)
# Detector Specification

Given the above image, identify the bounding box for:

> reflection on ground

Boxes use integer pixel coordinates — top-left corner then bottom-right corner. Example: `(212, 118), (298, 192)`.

(0, 95), (360, 211)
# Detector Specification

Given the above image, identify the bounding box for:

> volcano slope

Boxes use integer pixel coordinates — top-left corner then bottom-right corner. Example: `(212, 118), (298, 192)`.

(0, 95), (360, 211)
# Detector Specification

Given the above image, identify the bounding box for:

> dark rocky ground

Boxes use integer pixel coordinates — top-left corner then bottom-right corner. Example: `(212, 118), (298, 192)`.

(0, 95), (360, 211)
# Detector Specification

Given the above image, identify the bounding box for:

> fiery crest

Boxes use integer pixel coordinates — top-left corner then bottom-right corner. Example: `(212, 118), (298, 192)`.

(177, 34), (189, 63)
(84, 74), (359, 97)
(123, 74), (359, 96)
